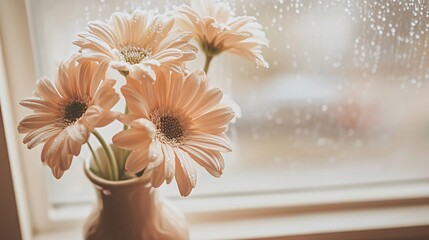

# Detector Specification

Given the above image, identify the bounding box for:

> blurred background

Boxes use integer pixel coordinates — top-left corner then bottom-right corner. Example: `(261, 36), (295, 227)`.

(22, 0), (429, 215)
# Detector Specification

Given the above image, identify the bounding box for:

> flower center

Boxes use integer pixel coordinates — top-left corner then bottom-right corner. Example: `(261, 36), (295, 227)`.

(159, 115), (183, 140)
(150, 109), (189, 147)
(120, 46), (151, 65)
(61, 98), (89, 126)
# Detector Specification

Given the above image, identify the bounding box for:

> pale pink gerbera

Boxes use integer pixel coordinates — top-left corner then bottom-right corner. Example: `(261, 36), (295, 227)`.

(74, 9), (198, 81)
(113, 71), (234, 196)
(176, 0), (269, 68)
(18, 59), (119, 179)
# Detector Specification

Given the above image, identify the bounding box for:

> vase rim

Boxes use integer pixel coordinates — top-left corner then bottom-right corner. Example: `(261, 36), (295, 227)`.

(84, 157), (151, 189)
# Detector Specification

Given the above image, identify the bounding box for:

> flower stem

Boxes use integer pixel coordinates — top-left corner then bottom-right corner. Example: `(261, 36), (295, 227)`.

(204, 54), (213, 74)
(87, 142), (103, 178)
(92, 130), (119, 181)
(123, 105), (129, 131)
(117, 105), (131, 178)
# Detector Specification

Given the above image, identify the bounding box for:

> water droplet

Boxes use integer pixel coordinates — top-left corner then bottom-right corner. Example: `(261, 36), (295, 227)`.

(355, 139), (363, 147)
(321, 105), (328, 111)
(317, 138), (326, 146)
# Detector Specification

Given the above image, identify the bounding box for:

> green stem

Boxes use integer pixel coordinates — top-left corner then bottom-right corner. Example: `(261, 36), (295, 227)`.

(87, 142), (103, 178)
(92, 130), (119, 181)
(123, 105), (129, 131)
(204, 54), (213, 74)
(117, 105), (131, 178)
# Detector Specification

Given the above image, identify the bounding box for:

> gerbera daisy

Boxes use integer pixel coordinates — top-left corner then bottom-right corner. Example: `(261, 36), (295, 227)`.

(73, 9), (198, 81)
(18, 58), (119, 179)
(176, 0), (269, 70)
(113, 71), (234, 196)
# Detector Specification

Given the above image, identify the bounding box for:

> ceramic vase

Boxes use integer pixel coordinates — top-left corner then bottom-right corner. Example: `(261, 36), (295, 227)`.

(83, 152), (189, 240)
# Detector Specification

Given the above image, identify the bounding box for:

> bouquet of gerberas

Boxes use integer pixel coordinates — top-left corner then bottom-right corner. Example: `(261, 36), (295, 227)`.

(18, 0), (267, 238)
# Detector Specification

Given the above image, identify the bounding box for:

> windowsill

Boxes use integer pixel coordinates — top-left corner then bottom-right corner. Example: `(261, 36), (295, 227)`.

(34, 204), (429, 240)
(34, 179), (429, 240)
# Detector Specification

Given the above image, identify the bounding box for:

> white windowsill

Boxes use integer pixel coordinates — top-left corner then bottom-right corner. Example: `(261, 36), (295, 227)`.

(34, 205), (429, 240)
(34, 179), (429, 240)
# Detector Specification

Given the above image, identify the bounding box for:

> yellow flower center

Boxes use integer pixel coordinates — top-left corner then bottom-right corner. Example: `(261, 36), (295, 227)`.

(120, 45), (152, 65)
(60, 97), (89, 126)
(150, 109), (190, 147)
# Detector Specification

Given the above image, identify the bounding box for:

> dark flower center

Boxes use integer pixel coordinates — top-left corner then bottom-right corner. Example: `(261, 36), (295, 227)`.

(159, 115), (184, 140)
(120, 46), (151, 65)
(150, 109), (190, 147)
(63, 99), (88, 125)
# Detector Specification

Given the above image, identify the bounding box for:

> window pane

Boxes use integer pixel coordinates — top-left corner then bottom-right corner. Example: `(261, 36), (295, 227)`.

(27, 0), (429, 206)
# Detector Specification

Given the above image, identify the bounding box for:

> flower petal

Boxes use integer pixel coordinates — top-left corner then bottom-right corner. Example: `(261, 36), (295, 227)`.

(186, 88), (223, 117)
(66, 124), (89, 144)
(125, 148), (149, 174)
(18, 113), (57, 133)
(22, 124), (61, 149)
(161, 144), (176, 184)
(186, 133), (232, 152)
(92, 79), (119, 110)
(75, 9), (196, 80)
(148, 139), (163, 169)
(34, 78), (62, 104)
(180, 145), (222, 177)
(174, 148), (196, 197)
(129, 118), (156, 138)
(121, 84), (151, 117)
(113, 129), (151, 150)
(193, 107), (235, 131)
(176, 0), (268, 67)
(150, 161), (165, 188)
(20, 98), (57, 113)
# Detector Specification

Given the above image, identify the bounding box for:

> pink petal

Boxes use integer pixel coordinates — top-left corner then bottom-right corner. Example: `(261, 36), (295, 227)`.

(56, 61), (77, 99)
(41, 137), (55, 164)
(186, 88), (223, 117)
(161, 144), (176, 184)
(186, 133), (232, 152)
(22, 124), (61, 149)
(66, 124), (89, 144)
(147, 139), (163, 169)
(34, 78), (62, 104)
(129, 118), (156, 138)
(174, 148), (196, 197)
(43, 135), (73, 179)
(20, 98), (57, 113)
(51, 167), (66, 179)
(113, 129), (151, 150)
(129, 64), (156, 82)
(18, 113), (57, 133)
(125, 149), (149, 174)
(175, 71), (203, 108)
(180, 145), (223, 177)
(93, 111), (120, 128)
(65, 134), (84, 156)
(150, 162), (165, 188)
(193, 107), (235, 131)
(92, 79), (119, 109)
(81, 105), (119, 130)
(121, 84), (150, 117)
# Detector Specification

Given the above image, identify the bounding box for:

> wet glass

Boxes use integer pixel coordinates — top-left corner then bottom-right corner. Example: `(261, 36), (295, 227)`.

(27, 0), (429, 205)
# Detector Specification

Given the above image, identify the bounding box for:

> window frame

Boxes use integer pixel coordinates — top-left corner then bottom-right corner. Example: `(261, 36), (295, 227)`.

(1, 0), (429, 239)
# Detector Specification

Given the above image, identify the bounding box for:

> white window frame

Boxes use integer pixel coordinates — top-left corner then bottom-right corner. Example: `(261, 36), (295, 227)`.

(1, 0), (429, 239)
